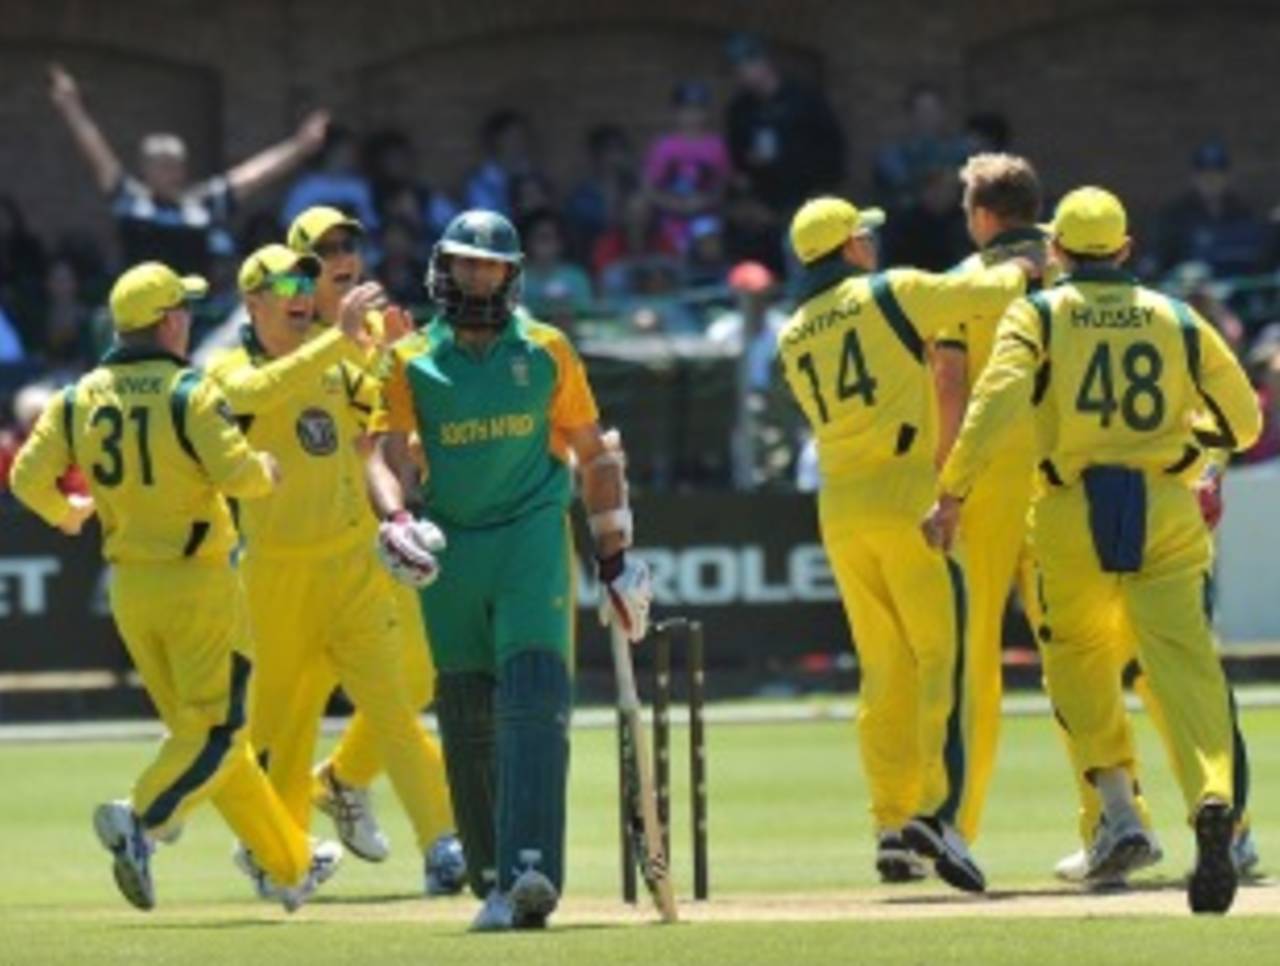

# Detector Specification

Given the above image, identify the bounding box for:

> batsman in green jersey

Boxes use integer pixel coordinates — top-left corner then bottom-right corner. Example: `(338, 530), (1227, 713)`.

(366, 210), (652, 931)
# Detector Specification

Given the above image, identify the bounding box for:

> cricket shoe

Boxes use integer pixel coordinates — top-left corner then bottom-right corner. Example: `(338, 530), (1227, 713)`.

(902, 816), (986, 893)
(279, 840), (345, 914)
(1233, 826), (1261, 879)
(313, 763), (390, 862)
(1189, 800), (1237, 914)
(509, 869), (558, 929)
(93, 801), (155, 911)
(1085, 814), (1157, 883)
(424, 833), (467, 896)
(469, 888), (515, 932)
(876, 831), (928, 883)
(1057, 827), (1163, 887)
(232, 842), (279, 901)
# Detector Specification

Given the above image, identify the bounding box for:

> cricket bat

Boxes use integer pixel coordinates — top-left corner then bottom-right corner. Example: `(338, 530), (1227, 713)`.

(610, 621), (679, 923)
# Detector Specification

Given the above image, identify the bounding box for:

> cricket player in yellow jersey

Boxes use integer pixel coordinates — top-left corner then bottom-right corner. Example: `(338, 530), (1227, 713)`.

(927, 187), (1261, 914)
(285, 206), (464, 894)
(206, 244), (455, 897)
(930, 154), (1064, 847)
(777, 197), (1037, 893)
(9, 261), (341, 912)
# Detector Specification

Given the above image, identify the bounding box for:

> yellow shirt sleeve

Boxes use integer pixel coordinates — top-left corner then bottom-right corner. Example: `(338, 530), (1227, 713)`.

(184, 379), (276, 500)
(1192, 313), (1262, 453)
(211, 328), (363, 415)
(548, 334), (600, 431)
(892, 264), (1026, 341)
(10, 390), (74, 528)
(370, 345), (417, 435)
(938, 297), (1042, 497)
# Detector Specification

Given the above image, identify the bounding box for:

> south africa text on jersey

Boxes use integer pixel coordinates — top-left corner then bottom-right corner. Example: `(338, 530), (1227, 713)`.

(439, 412), (537, 446)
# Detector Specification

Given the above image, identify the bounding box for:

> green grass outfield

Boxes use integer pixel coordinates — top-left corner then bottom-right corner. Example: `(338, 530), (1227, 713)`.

(2, 696), (1278, 965)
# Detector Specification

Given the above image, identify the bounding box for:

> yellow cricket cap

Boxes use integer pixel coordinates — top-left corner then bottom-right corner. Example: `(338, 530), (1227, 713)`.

(1051, 187), (1128, 256)
(790, 197), (885, 264)
(287, 206), (365, 253)
(109, 262), (207, 332)
(238, 244), (321, 294)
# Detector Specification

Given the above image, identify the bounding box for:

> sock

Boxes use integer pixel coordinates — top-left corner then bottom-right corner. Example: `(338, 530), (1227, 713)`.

(1095, 767), (1137, 827)
(434, 671), (497, 899)
(495, 649), (572, 893)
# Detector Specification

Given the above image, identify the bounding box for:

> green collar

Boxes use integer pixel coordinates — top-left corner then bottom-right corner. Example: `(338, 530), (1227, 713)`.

(983, 225), (1045, 251)
(1058, 265), (1137, 286)
(239, 322), (268, 360)
(101, 343), (188, 367)
(794, 252), (865, 305)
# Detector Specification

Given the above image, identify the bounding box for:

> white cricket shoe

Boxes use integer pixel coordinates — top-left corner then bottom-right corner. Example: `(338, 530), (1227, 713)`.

(279, 840), (345, 914)
(903, 816), (986, 893)
(424, 833), (467, 896)
(93, 801), (155, 911)
(1233, 827), (1261, 879)
(313, 763), (390, 862)
(469, 888), (515, 932)
(876, 831), (928, 883)
(1086, 814), (1157, 883)
(509, 869), (558, 929)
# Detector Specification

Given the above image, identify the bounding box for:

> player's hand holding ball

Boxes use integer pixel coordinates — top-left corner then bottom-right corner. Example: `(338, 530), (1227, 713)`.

(597, 551), (652, 643)
(377, 510), (446, 588)
(58, 494), (96, 535)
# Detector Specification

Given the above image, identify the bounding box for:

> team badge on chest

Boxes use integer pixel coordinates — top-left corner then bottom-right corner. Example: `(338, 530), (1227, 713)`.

(511, 355), (530, 387)
(296, 407), (339, 456)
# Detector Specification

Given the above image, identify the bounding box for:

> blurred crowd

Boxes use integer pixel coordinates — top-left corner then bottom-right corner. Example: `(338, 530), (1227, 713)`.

(5, 32), (1280, 494)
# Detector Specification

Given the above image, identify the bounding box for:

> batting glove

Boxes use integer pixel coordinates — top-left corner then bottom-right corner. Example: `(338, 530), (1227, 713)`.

(597, 551), (652, 643)
(376, 511), (446, 588)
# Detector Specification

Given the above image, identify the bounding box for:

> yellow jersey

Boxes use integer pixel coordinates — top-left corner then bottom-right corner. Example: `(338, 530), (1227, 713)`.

(777, 261), (1026, 514)
(10, 346), (274, 564)
(207, 325), (379, 559)
(940, 266), (1262, 497)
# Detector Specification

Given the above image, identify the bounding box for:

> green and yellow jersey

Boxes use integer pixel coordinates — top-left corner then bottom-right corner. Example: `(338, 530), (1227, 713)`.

(374, 315), (599, 529)
(11, 346), (274, 563)
(777, 261), (1025, 514)
(940, 266), (1262, 498)
(207, 325), (378, 559)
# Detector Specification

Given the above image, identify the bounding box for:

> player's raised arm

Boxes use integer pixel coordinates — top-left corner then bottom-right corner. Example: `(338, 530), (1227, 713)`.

(10, 388), (95, 534)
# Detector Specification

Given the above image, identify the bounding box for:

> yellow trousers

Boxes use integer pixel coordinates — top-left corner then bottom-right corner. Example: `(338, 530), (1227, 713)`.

(822, 493), (966, 832)
(111, 562), (310, 887)
(244, 541), (453, 851)
(1031, 476), (1234, 820)
(321, 582), (454, 835)
(951, 456), (1033, 843)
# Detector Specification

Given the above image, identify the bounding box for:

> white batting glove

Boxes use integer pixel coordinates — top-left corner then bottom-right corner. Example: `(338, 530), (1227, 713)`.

(376, 511), (446, 588)
(597, 551), (652, 643)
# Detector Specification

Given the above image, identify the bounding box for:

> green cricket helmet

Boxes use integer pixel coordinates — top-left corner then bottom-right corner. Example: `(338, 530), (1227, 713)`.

(427, 209), (523, 327)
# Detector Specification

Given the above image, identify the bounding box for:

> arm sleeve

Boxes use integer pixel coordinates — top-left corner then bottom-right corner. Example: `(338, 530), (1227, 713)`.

(548, 334), (600, 431)
(369, 347), (417, 435)
(340, 361), (379, 433)
(9, 393), (75, 527)
(892, 264), (1026, 341)
(1193, 315), (1263, 453)
(213, 328), (361, 415)
(938, 298), (1042, 497)
(185, 381), (276, 500)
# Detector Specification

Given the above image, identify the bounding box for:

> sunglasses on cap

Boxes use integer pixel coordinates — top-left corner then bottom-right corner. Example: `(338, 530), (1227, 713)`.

(312, 236), (361, 258)
(263, 273), (317, 297)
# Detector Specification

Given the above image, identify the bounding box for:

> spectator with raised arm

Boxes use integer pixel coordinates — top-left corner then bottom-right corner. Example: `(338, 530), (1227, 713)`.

(48, 62), (328, 275)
